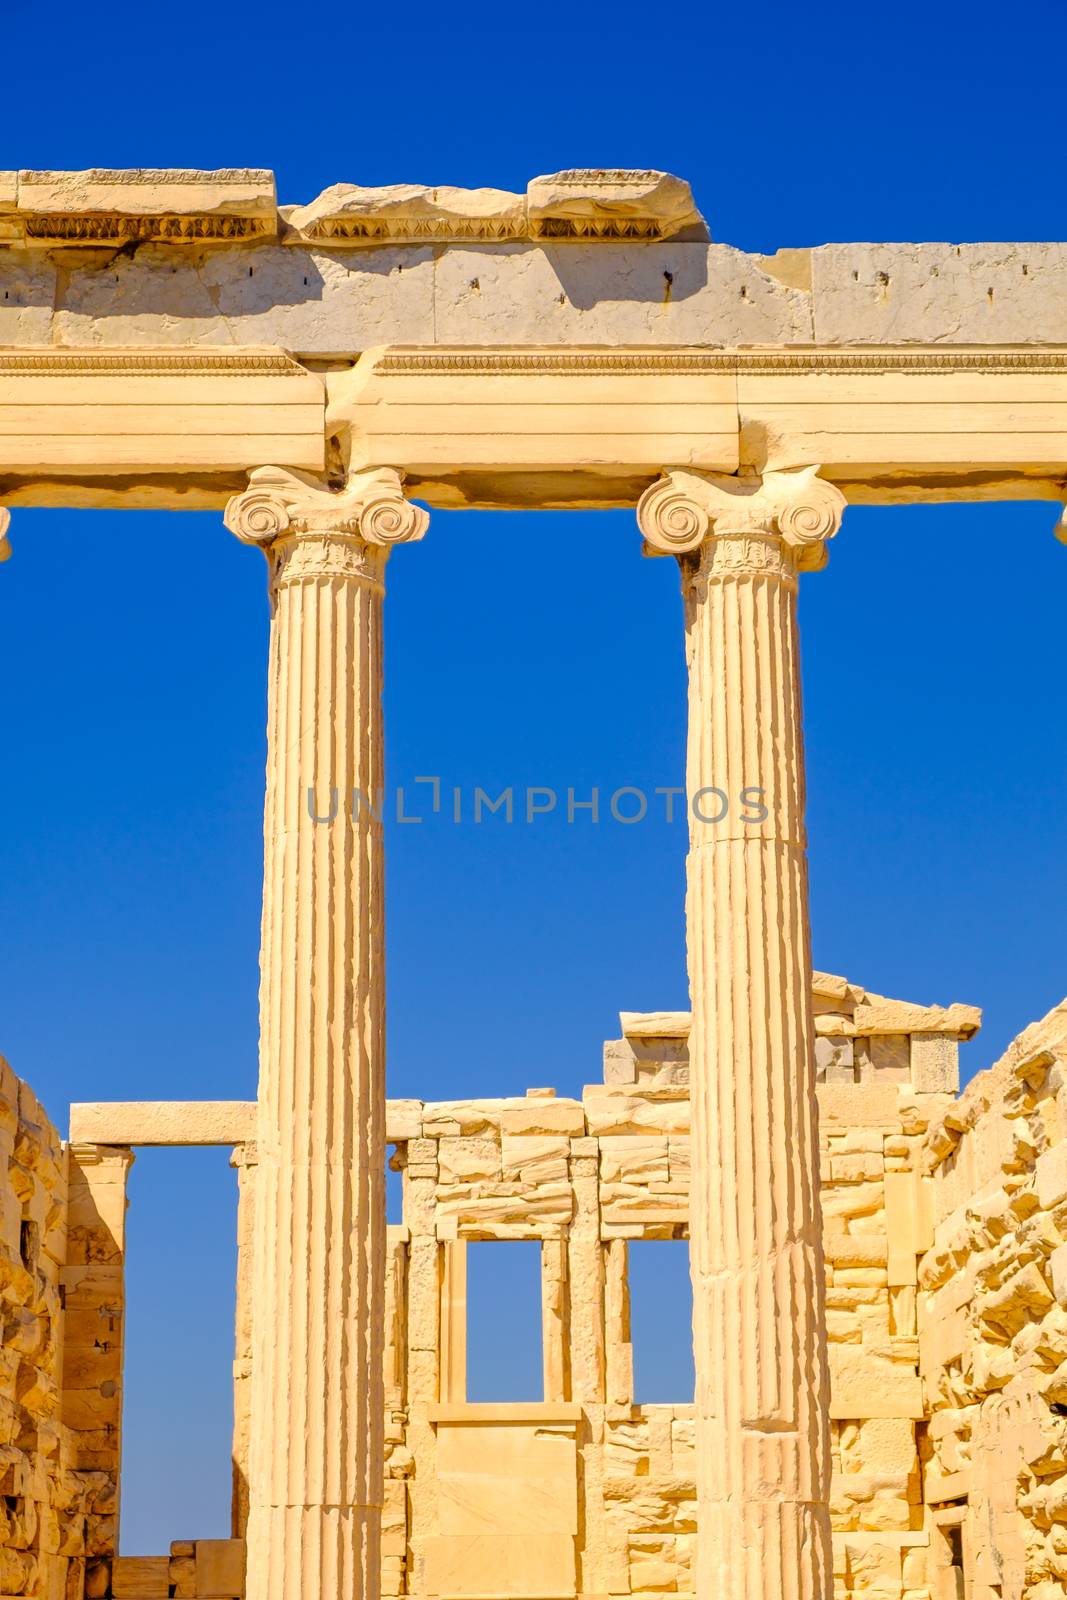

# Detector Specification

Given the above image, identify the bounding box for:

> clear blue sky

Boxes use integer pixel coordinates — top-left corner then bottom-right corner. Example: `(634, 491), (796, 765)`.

(2, 0), (1066, 1554)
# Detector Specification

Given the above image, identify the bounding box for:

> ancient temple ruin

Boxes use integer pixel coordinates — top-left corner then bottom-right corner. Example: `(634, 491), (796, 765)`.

(0, 167), (1065, 1600)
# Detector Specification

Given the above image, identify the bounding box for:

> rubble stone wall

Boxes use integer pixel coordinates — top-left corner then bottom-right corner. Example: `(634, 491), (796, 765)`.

(0, 1058), (115, 1600)
(919, 1001), (1067, 1600)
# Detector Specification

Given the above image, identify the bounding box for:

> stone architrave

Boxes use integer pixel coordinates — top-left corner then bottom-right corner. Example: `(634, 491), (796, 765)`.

(224, 465), (427, 1600)
(638, 466), (846, 1600)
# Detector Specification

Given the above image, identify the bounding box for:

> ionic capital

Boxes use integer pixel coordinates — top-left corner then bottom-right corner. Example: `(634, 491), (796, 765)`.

(637, 466), (846, 573)
(224, 466), (428, 590)
(0, 507), (10, 563)
(225, 465), (428, 548)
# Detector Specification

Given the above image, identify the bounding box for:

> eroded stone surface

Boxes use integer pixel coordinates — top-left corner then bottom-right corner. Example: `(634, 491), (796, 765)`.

(526, 169), (701, 240)
(53, 245), (435, 351)
(18, 168), (275, 216)
(812, 241), (1067, 344)
(432, 242), (813, 346)
(289, 183), (526, 243)
(16, 169), (277, 245)
(0, 252), (58, 344)
(4, 227), (1067, 356)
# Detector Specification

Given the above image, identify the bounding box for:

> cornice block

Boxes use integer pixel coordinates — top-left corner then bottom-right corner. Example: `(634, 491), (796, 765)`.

(526, 168), (702, 241)
(286, 169), (704, 246)
(14, 167), (277, 244)
(287, 182), (527, 244)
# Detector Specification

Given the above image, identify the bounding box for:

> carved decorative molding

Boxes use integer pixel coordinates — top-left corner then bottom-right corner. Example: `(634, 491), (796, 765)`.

(289, 169), (701, 247)
(20, 167), (272, 186)
(9, 168), (277, 246)
(1, 167), (704, 249)
(0, 349), (307, 376)
(290, 183), (527, 245)
(526, 169), (700, 241)
(373, 345), (1067, 377)
(22, 214), (271, 243)
(302, 215), (525, 244)
(637, 466), (847, 573)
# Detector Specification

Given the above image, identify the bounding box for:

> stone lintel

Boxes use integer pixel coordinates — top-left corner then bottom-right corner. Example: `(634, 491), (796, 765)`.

(3, 344), (1067, 513)
(618, 981), (981, 1043)
(330, 344), (1067, 511)
(427, 1402), (583, 1424)
(0, 347), (325, 491)
(68, 1100), (255, 1146)
(620, 1011), (691, 1039)
(853, 999), (982, 1039)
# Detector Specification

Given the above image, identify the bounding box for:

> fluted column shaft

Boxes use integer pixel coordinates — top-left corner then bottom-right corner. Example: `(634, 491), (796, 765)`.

(639, 468), (844, 1600)
(226, 467), (426, 1600)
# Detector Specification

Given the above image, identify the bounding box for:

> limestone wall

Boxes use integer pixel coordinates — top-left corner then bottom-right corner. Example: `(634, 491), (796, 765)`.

(371, 974), (979, 1600)
(1, 169), (1066, 356)
(0, 1059), (248, 1600)
(0, 1057), (113, 1600)
(918, 1000), (1067, 1600)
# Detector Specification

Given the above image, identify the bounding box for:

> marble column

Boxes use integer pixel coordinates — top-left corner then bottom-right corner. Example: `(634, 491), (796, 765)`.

(225, 466), (427, 1600)
(638, 467), (846, 1600)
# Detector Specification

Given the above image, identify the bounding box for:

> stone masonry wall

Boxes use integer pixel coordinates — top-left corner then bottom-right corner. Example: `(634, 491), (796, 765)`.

(919, 1000), (1067, 1600)
(0, 1056), (85, 1600)
(0, 1056), (245, 1600)
(3, 168), (1067, 355)
(371, 973), (980, 1600)
(6, 236), (1067, 358)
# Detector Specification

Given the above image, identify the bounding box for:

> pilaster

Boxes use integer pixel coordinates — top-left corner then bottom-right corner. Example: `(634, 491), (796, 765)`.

(61, 1143), (136, 1579)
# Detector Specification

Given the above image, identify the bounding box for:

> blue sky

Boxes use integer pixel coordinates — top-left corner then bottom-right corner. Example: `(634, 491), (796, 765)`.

(2, 0), (1066, 1553)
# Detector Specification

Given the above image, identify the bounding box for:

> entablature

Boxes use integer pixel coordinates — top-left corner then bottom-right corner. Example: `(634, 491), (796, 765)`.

(1, 342), (1066, 512)
(329, 343), (1067, 508)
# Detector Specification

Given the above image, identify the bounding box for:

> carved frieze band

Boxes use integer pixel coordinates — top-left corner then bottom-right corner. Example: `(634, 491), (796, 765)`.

(0, 349), (307, 377)
(224, 466), (428, 587)
(374, 345), (1067, 377)
(9, 344), (1067, 380)
(637, 466), (847, 577)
